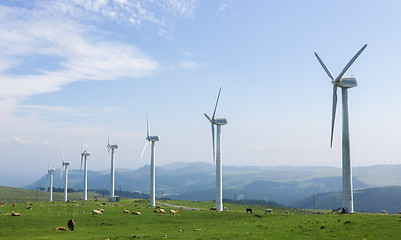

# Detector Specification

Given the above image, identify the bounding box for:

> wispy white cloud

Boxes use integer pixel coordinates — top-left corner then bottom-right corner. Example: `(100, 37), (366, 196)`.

(15, 137), (32, 145)
(0, 1), (160, 102)
(177, 61), (199, 71)
(219, 0), (235, 20)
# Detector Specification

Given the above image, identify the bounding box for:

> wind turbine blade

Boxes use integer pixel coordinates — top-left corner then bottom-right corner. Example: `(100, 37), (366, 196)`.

(212, 87), (222, 120)
(60, 168), (64, 181)
(204, 113), (211, 121)
(334, 44), (367, 82)
(140, 141), (149, 160)
(61, 150), (65, 165)
(80, 154), (83, 172)
(314, 52), (335, 80)
(330, 85), (338, 148)
(107, 135), (110, 156)
(147, 112), (150, 138)
(211, 123), (215, 163)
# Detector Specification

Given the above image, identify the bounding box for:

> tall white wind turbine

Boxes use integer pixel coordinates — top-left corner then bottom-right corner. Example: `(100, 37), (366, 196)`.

(47, 165), (55, 201)
(314, 44), (367, 213)
(140, 113), (160, 207)
(60, 151), (71, 202)
(107, 136), (118, 198)
(80, 141), (91, 201)
(204, 87), (228, 212)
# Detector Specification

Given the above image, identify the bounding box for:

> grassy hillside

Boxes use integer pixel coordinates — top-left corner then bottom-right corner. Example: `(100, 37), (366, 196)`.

(1, 197), (401, 239)
(291, 186), (401, 214)
(0, 186), (104, 203)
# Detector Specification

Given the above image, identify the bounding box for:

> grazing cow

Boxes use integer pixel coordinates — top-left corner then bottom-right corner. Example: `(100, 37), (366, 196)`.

(68, 219), (75, 231)
(11, 211), (20, 216)
(210, 207), (217, 211)
(159, 209), (166, 215)
(380, 210), (387, 214)
(132, 211), (141, 215)
(12, 203), (16, 208)
(265, 209), (272, 214)
(92, 210), (103, 216)
(53, 227), (68, 231)
(123, 210), (129, 213)
(179, 206), (184, 209)
(27, 205), (32, 210)
(246, 208), (253, 214)
(170, 210), (179, 216)
(98, 208), (105, 212)
(153, 209), (160, 213)
(285, 211), (289, 215)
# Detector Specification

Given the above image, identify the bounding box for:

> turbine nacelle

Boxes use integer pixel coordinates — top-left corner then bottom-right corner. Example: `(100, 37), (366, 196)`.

(82, 152), (91, 157)
(48, 168), (55, 173)
(147, 136), (160, 142)
(108, 144), (118, 149)
(63, 162), (71, 166)
(212, 118), (228, 126)
(332, 77), (357, 88)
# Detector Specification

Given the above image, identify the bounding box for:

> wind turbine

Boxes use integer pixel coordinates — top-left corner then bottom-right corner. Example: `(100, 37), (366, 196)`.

(314, 44), (367, 213)
(80, 140), (91, 200)
(107, 136), (118, 199)
(140, 113), (160, 207)
(204, 87), (228, 212)
(47, 165), (55, 201)
(60, 151), (71, 202)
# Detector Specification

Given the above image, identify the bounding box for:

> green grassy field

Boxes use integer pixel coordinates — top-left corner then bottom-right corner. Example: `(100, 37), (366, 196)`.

(1, 187), (401, 239)
(0, 186), (104, 203)
(1, 197), (401, 240)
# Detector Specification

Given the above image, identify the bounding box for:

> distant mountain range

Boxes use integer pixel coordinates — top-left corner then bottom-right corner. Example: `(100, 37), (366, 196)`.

(23, 162), (401, 210)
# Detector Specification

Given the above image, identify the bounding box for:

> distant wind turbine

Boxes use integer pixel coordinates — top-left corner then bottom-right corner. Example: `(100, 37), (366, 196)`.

(140, 112), (160, 207)
(204, 87), (228, 212)
(47, 165), (55, 201)
(314, 44), (367, 213)
(107, 135), (118, 198)
(80, 140), (91, 201)
(60, 151), (71, 202)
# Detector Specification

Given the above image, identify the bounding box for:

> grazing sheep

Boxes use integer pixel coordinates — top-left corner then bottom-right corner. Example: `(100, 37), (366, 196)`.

(123, 210), (129, 213)
(11, 211), (20, 216)
(380, 210), (387, 214)
(265, 209), (273, 214)
(92, 210), (103, 216)
(68, 219), (75, 231)
(285, 211), (289, 215)
(170, 210), (179, 216)
(98, 208), (105, 212)
(132, 211), (141, 215)
(246, 208), (253, 214)
(54, 227), (68, 231)
(210, 207), (217, 211)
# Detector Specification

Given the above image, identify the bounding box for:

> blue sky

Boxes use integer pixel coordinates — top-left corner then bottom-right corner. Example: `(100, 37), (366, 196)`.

(1, 0), (401, 186)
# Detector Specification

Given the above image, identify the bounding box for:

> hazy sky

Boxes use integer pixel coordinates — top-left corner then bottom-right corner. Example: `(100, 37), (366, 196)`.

(1, 0), (401, 186)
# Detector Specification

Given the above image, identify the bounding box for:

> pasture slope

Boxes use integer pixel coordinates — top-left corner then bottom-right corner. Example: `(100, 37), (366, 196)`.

(1, 198), (401, 239)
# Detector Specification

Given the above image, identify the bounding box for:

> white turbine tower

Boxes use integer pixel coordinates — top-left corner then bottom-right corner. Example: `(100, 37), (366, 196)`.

(315, 44), (367, 213)
(140, 113), (160, 207)
(80, 141), (91, 201)
(204, 87), (228, 212)
(107, 136), (118, 199)
(47, 165), (55, 201)
(60, 152), (71, 202)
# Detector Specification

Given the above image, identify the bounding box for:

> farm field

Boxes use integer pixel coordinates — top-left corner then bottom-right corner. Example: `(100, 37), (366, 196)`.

(1, 197), (401, 239)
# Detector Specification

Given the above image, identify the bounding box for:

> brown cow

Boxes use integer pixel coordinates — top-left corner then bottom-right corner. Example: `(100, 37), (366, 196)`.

(54, 227), (68, 231)
(170, 210), (179, 216)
